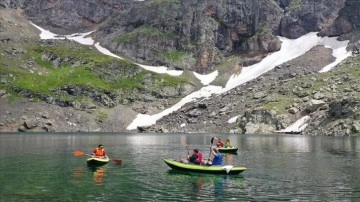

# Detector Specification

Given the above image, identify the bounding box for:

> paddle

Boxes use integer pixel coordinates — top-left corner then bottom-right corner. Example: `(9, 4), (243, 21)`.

(186, 144), (189, 155)
(207, 137), (214, 163)
(74, 150), (92, 157)
(73, 150), (122, 164)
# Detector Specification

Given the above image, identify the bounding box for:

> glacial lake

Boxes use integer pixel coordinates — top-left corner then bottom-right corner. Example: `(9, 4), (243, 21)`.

(0, 133), (360, 201)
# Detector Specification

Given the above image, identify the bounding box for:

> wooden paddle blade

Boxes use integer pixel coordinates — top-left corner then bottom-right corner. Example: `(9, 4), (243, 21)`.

(111, 159), (122, 164)
(74, 150), (86, 156)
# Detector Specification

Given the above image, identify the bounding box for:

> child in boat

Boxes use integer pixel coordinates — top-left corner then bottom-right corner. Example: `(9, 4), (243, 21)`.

(225, 139), (232, 148)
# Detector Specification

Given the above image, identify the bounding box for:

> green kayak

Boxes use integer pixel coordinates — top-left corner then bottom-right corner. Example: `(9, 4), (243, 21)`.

(87, 156), (110, 166)
(164, 159), (246, 175)
(217, 147), (238, 153)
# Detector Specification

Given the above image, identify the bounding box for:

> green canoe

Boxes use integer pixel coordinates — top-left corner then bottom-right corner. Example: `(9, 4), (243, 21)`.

(87, 156), (110, 166)
(164, 159), (246, 175)
(217, 147), (238, 153)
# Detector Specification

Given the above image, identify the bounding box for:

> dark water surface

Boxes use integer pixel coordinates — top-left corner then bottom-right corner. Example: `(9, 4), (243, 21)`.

(1, 133), (360, 201)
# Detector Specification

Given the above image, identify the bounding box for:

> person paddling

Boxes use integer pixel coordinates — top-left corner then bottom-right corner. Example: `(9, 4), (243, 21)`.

(180, 149), (203, 165)
(210, 147), (223, 166)
(215, 137), (224, 148)
(92, 144), (107, 158)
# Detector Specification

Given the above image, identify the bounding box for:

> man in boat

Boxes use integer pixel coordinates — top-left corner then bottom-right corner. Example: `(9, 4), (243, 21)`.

(210, 147), (223, 166)
(215, 137), (224, 148)
(225, 139), (232, 148)
(92, 144), (107, 158)
(180, 149), (203, 165)
(194, 149), (203, 165)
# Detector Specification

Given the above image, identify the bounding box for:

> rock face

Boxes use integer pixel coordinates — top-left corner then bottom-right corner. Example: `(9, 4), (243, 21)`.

(6, 0), (359, 72)
(279, 0), (347, 39)
(23, 0), (133, 33)
(95, 0), (283, 73)
(320, 0), (360, 37)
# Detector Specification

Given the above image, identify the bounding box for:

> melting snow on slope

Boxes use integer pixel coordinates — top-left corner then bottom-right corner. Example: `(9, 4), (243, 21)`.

(94, 42), (123, 59)
(127, 85), (223, 130)
(30, 22), (183, 77)
(225, 32), (351, 91)
(137, 64), (183, 76)
(276, 116), (311, 133)
(128, 32), (351, 131)
(30, 23), (352, 132)
(30, 22), (65, 40)
(319, 36), (352, 72)
(193, 71), (218, 85)
(228, 116), (240, 124)
(65, 32), (95, 45)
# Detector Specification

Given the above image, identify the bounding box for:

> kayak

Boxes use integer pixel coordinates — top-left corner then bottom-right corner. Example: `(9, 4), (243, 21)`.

(164, 159), (246, 175)
(87, 156), (110, 166)
(217, 147), (238, 153)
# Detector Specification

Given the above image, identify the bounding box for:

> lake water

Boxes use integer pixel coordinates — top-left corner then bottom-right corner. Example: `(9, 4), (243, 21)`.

(0, 133), (360, 201)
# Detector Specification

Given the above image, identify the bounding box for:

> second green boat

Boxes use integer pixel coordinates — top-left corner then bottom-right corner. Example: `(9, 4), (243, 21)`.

(217, 147), (238, 153)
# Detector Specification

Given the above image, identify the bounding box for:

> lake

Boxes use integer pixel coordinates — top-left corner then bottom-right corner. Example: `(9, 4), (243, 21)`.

(0, 133), (360, 201)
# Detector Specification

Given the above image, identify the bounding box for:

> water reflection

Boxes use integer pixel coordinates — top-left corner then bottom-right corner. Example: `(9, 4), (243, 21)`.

(223, 153), (238, 165)
(72, 166), (84, 185)
(88, 166), (107, 185)
(166, 170), (246, 200)
(192, 177), (205, 200)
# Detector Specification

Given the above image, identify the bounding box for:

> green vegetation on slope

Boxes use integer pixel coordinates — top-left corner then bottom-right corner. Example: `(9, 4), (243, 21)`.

(0, 41), (190, 103)
(161, 50), (186, 62)
(262, 54), (360, 113)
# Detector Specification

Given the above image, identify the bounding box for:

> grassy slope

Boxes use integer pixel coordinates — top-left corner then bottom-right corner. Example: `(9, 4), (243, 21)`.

(0, 39), (192, 103)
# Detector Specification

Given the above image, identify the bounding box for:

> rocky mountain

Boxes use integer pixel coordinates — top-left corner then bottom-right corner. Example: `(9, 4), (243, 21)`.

(1, 0), (360, 135)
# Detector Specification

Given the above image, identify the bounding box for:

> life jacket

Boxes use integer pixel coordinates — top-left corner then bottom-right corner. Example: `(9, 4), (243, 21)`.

(226, 141), (232, 147)
(217, 141), (224, 147)
(94, 148), (105, 156)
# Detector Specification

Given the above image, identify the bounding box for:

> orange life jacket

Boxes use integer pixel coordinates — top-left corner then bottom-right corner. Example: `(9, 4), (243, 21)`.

(94, 148), (105, 156)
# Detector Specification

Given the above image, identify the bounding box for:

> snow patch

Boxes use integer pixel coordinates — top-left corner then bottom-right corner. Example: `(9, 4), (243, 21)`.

(193, 71), (218, 85)
(276, 116), (311, 133)
(228, 116), (239, 124)
(94, 42), (123, 59)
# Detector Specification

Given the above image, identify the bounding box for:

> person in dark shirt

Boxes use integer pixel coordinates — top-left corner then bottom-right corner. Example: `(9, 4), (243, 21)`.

(180, 149), (203, 165)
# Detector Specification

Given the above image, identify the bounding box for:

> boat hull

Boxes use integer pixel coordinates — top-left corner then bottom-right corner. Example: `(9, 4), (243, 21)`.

(87, 156), (110, 166)
(164, 159), (246, 175)
(217, 147), (238, 153)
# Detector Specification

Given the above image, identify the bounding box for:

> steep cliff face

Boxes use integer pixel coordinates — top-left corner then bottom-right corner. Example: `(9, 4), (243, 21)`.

(321, 0), (360, 37)
(0, 0), (25, 9)
(6, 0), (358, 73)
(95, 0), (283, 73)
(279, 0), (347, 39)
(22, 0), (133, 33)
